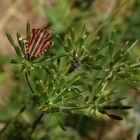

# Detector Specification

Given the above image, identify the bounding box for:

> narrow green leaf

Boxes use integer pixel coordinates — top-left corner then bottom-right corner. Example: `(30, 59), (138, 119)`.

(130, 62), (140, 68)
(26, 21), (30, 36)
(103, 105), (132, 110)
(109, 30), (116, 43)
(81, 24), (86, 39)
(108, 114), (123, 120)
(109, 41), (114, 61)
(63, 94), (82, 102)
(60, 106), (88, 110)
(95, 55), (105, 61)
(78, 38), (85, 48)
(109, 30), (116, 59)
(124, 40), (139, 55)
(86, 39), (97, 50)
(125, 81), (138, 90)
(34, 53), (67, 63)
(127, 76), (140, 81)
(110, 49), (124, 66)
(70, 28), (75, 43)
(66, 71), (86, 82)
(67, 38), (73, 50)
(98, 109), (107, 114)
(6, 33), (21, 57)
(17, 32), (25, 54)
(10, 59), (18, 64)
(78, 25), (87, 47)
(119, 73), (131, 78)
(98, 109), (123, 120)
(14, 47), (22, 57)
(87, 39), (108, 54)
(58, 119), (67, 131)
(6, 33), (17, 48)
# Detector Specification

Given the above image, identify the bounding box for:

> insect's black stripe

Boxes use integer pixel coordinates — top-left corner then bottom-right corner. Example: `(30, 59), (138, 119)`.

(39, 35), (51, 52)
(41, 41), (51, 54)
(34, 36), (51, 56)
(34, 39), (48, 56)
(31, 29), (47, 56)
(29, 29), (45, 55)
(40, 36), (51, 52)
(31, 30), (48, 56)
(28, 29), (44, 50)
(30, 29), (43, 48)
(28, 29), (36, 46)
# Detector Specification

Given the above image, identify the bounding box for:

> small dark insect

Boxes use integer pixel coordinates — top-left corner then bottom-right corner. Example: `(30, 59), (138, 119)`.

(24, 28), (52, 58)
(71, 58), (80, 69)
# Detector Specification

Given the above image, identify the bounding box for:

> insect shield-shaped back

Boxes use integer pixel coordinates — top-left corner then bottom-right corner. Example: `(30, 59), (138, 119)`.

(25, 28), (52, 58)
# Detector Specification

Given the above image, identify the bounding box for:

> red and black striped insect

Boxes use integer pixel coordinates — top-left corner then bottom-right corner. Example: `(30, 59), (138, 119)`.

(24, 28), (52, 58)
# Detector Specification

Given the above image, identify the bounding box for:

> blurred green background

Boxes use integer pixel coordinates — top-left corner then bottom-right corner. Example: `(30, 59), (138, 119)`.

(0, 0), (140, 140)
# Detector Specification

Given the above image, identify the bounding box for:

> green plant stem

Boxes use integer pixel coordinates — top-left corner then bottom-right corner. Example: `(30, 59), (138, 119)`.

(27, 112), (45, 139)
(25, 71), (35, 94)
